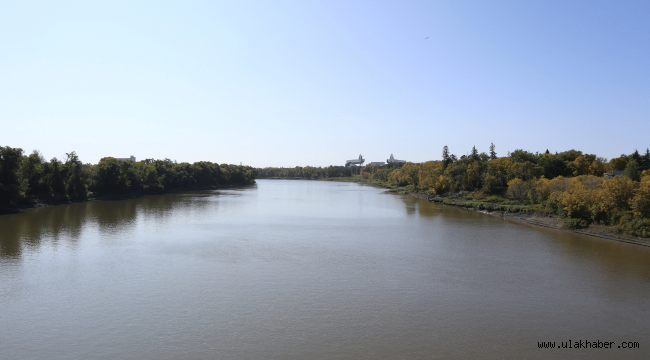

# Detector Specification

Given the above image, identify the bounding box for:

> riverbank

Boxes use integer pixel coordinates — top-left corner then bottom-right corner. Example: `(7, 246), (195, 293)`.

(320, 176), (650, 247)
(408, 192), (650, 248)
(0, 182), (256, 215)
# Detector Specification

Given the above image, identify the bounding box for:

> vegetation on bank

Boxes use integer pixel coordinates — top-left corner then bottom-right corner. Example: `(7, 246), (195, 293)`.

(360, 146), (650, 237)
(0, 146), (257, 207)
(260, 145), (650, 237)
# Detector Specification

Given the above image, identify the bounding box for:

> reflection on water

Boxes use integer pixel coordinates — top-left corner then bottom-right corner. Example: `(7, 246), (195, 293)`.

(397, 193), (650, 284)
(0, 187), (255, 259)
(1, 180), (649, 360)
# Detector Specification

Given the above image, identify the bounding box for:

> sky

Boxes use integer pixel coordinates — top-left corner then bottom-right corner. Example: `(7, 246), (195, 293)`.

(1, 0), (648, 167)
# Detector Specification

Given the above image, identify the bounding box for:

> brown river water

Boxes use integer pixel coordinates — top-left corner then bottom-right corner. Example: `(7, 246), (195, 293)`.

(1, 179), (649, 359)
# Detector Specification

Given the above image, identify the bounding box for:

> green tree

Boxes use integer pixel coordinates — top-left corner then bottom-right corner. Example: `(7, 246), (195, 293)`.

(489, 143), (497, 160)
(556, 149), (583, 163)
(49, 157), (66, 196)
(510, 149), (538, 164)
(21, 150), (50, 198)
(93, 157), (126, 194)
(625, 159), (641, 181)
(63, 152), (87, 199)
(470, 146), (479, 160)
(641, 148), (650, 171)
(442, 145), (450, 165)
(0, 146), (25, 204)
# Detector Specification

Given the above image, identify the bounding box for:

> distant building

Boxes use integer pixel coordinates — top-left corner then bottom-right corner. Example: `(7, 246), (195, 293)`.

(604, 170), (625, 179)
(387, 154), (406, 164)
(369, 162), (385, 166)
(346, 154), (365, 166)
(114, 156), (136, 162)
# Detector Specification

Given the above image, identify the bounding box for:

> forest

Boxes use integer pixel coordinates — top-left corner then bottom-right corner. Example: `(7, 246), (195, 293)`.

(0, 146), (257, 208)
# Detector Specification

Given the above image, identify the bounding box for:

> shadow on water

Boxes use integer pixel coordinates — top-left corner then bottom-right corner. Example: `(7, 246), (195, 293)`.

(0, 202), (89, 259)
(395, 193), (485, 220)
(0, 189), (226, 259)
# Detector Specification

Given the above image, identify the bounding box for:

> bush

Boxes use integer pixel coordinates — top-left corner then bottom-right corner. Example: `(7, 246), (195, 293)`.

(563, 217), (589, 229)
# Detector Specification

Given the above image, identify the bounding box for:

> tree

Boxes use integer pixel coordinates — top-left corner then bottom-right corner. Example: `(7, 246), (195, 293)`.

(0, 146), (25, 204)
(141, 163), (163, 192)
(589, 157), (607, 176)
(508, 161), (544, 181)
(556, 149), (583, 163)
(442, 146), (450, 164)
(631, 172), (650, 218)
(466, 161), (481, 189)
(418, 161), (438, 190)
(568, 156), (590, 176)
(510, 149), (538, 164)
(470, 146), (479, 160)
(21, 150), (49, 197)
(609, 156), (628, 171)
(598, 175), (637, 212)
(641, 148), (650, 171)
(506, 178), (530, 200)
(401, 162), (421, 187)
(489, 143), (497, 160)
(63, 152), (87, 199)
(539, 153), (568, 178)
(482, 173), (499, 194)
(625, 159), (641, 181)
(93, 157), (126, 194)
(49, 157), (66, 196)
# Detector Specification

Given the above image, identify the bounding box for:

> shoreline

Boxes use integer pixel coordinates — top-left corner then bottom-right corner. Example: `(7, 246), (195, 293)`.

(0, 182), (256, 215)
(409, 192), (650, 248)
(315, 177), (650, 248)
(6, 177), (649, 247)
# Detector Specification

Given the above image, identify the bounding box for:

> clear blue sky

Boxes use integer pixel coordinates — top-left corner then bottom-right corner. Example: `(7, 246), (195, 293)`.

(1, 0), (648, 167)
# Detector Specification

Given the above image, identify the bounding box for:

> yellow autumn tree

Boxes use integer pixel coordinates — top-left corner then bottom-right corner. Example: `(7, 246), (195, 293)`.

(631, 172), (650, 218)
(388, 168), (408, 186)
(596, 175), (638, 213)
(506, 178), (529, 200)
(466, 161), (481, 189)
(418, 161), (439, 191)
(568, 156), (590, 176)
(488, 157), (513, 177)
(558, 181), (595, 219)
(608, 156), (627, 171)
(401, 162), (421, 187)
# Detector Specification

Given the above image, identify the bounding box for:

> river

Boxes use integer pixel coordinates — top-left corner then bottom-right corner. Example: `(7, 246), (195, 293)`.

(1, 179), (648, 359)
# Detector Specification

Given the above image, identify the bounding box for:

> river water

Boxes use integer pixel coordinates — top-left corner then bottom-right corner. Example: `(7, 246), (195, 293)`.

(1, 179), (648, 359)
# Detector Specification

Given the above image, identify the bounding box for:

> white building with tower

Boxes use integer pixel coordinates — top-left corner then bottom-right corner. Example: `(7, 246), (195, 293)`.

(387, 154), (406, 164)
(345, 154), (365, 166)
